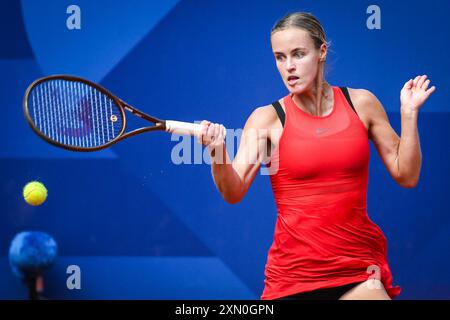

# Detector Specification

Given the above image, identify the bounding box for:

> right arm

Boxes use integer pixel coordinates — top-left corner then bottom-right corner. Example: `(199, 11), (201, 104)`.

(198, 106), (278, 204)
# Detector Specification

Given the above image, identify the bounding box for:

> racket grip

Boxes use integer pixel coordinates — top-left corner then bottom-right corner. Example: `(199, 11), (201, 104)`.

(165, 120), (203, 136)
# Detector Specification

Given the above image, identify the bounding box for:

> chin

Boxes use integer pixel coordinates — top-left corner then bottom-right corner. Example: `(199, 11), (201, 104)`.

(286, 84), (305, 95)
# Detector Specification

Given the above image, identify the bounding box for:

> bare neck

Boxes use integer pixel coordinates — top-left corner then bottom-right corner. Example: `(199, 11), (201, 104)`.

(292, 82), (333, 117)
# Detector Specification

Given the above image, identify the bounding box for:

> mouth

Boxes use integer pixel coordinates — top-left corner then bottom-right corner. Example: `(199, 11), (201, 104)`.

(287, 75), (299, 86)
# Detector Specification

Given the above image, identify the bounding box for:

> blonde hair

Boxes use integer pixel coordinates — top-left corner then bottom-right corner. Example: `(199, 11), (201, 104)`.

(271, 12), (330, 49)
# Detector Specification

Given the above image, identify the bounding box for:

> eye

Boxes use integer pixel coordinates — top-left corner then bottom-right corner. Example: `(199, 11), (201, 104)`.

(294, 51), (304, 58)
(275, 55), (285, 62)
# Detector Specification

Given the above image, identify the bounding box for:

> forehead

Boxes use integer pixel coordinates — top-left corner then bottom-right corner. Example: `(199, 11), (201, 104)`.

(271, 28), (315, 52)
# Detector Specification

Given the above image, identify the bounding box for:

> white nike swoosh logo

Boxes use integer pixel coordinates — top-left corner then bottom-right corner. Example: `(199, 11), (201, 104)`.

(315, 128), (330, 135)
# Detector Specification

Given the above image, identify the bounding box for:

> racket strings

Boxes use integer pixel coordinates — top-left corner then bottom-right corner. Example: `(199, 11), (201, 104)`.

(28, 79), (123, 148)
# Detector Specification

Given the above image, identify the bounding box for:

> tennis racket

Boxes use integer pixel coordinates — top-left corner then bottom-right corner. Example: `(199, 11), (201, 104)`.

(23, 74), (203, 151)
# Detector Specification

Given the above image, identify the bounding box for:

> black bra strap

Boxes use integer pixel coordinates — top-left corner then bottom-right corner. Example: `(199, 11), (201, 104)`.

(272, 101), (285, 127)
(339, 87), (358, 116)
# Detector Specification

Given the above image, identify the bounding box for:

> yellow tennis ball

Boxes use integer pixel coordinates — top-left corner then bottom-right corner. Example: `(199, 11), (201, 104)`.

(23, 181), (48, 206)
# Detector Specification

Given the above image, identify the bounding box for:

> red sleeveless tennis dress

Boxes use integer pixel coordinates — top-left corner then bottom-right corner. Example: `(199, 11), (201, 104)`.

(261, 87), (401, 300)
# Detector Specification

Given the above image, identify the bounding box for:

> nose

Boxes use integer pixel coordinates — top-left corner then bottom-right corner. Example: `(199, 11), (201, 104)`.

(284, 58), (296, 72)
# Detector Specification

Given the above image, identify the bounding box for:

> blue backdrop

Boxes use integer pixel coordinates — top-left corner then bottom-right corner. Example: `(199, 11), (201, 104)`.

(1, 0), (449, 299)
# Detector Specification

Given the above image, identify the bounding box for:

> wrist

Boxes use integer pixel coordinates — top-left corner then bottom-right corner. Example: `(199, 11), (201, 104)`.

(400, 104), (419, 114)
(401, 106), (419, 117)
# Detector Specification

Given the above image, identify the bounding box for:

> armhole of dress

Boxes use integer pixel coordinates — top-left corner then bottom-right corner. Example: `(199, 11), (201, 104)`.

(340, 87), (370, 137)
(271, 101), (285, 127)
(339, 87), (359, 117)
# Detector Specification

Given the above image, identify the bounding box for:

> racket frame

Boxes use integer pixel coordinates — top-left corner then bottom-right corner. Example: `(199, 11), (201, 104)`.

(23, 74), (168, 152)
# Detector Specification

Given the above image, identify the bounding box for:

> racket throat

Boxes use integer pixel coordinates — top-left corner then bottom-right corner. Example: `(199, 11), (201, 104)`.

(123, 105), (163, 125)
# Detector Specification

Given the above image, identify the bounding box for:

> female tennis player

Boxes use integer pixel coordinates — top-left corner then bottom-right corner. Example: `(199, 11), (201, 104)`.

(197, 12), (435, 300)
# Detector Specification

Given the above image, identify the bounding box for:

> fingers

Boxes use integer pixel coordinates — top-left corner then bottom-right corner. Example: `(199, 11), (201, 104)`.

(217, 124), (226, 143)
(411, 75), (434, 91)
(426, 85), (436, 96)
(403, 79), (413, 90)
(415, 75), (436, 95)
(197, 120), (226, 147)
(412, 75), (436, 98)
(416, 75), (427, 88)
(206, 123), (219, 141)
(197, 120), (211, 145)
(422, 79), (430, 90)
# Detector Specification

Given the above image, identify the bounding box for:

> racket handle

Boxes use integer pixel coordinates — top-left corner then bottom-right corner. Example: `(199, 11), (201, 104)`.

(165, 120), (202, 136)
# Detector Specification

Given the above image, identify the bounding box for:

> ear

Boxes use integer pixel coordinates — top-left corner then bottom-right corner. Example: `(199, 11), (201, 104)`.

(319, 43), (327, 62)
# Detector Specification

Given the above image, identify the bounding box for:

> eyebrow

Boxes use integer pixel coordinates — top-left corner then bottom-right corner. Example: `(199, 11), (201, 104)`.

(273, 47), (307, 55)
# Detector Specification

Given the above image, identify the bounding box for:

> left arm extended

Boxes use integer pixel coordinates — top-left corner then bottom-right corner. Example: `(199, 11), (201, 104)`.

(357, 75), (436, 188)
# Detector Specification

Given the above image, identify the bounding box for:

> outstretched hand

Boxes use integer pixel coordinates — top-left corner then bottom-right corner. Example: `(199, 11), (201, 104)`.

(400, 75), (436, 112)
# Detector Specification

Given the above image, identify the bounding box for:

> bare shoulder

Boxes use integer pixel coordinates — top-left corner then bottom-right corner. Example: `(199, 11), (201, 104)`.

(346, 88), (386, 130)
(244, 104), (280, 130)
(347, 88), (380, 105)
